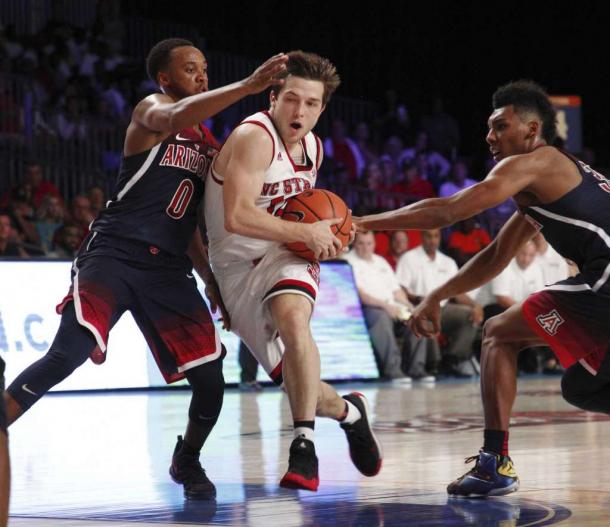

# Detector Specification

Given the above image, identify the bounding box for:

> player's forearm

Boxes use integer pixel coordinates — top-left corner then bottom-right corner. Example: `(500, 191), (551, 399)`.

(186, 231), (215, 284)
(225, 205), (308, 244)
(358, 197), (454, 231)
(428, 243), (510, 303)
(168, 81), (250, 132)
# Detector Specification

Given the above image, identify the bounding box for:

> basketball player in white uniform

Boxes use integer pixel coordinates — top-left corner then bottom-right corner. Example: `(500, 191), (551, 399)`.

(205, 51), (382, 491)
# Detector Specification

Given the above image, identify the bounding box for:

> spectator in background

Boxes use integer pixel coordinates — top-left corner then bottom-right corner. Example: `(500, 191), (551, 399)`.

(68, 194), (95, 242)
(362, 161), (395, 211)
(447, 217), (492, 267)
(393, 159), (436, 202)
(398, 131), (451, 187)
(382, 135), (404, 170)
(421, 96), (460, 159)
(35, 195), (65, 254)
(238, 341), (263, 392)
(532, 232), (570, 285)
(382, 230), (410, 271)
(343, 231), (413, 382)
(353, 122), (378, 167)
(46, 223), (81, 259)
(323, 119), (364, 181)
(396, 229), (482, 377)
(0, 213), (28, 258)
(87, 184), (106, 219)
(54, 96), (87, 140)
(0, 161), (61, 210)
(439, 159), (478, 198)
(482, 240), (545, 320)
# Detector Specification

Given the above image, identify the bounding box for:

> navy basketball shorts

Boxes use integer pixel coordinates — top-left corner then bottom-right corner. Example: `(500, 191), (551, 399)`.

(0, 356), (6, 433)
(522, 277), (610, 375)
(57, 233), (222, 383)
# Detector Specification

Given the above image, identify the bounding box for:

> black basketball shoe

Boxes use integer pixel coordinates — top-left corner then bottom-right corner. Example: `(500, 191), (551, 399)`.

(169, 435), (216, 500)
(340, 392), (383, 476)
(279, 437), (319, 491)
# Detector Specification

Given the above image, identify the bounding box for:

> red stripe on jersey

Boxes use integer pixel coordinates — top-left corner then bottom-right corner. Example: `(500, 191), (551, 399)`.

(239, 120), (275, 166)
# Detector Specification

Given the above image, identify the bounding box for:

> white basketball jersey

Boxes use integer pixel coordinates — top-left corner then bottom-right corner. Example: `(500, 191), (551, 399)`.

(205, 111), (319, 270)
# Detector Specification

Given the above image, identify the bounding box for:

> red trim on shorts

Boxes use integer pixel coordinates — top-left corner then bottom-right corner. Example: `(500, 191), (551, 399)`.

(521, 291), (605, 373)
(262, 279), (317, 303)
(269, 359), (284, 386)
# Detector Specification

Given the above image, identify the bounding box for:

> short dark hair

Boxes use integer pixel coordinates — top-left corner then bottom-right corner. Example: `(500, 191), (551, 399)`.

(492, 80), (557, 144)
(146, 38), (194, 83)
(271, 50), (340, 106)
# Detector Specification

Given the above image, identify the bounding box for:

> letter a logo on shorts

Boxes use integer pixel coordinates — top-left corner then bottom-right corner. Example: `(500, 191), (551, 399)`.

(536, 309), (564, 335)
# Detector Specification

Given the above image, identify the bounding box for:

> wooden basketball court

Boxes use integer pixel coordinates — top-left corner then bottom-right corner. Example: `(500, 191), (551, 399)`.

(8, 376), (608, 526)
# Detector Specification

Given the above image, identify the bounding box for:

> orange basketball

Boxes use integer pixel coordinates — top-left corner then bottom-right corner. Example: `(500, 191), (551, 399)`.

(283, 189), (352, 262)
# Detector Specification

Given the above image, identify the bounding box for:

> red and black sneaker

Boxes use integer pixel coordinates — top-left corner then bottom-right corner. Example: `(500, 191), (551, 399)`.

(169, 435), (216, 500)
(340, 392), (383, 476)
(279, 437), (319, 491)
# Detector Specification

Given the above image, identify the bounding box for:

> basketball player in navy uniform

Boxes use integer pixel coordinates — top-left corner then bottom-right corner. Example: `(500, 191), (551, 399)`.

(0, 356), (8, 527)
(2, 38), (287, 500)
(356, 80), (610, 497)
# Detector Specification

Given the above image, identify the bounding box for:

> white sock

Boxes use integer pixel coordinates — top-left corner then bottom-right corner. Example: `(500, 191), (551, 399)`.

(341, 399), (362, 424)
(294, 427), (315, 442)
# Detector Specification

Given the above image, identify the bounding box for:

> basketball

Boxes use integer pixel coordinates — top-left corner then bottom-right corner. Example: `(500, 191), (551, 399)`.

(283, 189), (352, 262)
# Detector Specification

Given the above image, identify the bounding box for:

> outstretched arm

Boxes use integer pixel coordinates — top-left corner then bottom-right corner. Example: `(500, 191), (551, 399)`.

(132, 53), (288, 134)
(410, 212), (539, 336)
(356, 153), (538, 231)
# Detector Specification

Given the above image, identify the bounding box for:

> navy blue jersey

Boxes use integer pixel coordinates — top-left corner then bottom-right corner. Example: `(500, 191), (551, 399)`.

(522, 148), (610, 295)
(92, 125), (220, 255)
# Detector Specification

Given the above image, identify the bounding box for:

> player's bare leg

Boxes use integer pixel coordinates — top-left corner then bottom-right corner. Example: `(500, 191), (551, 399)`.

(3, 393), (23, 426)
(481, 302), (545, 429)
(270, 294), (319, 430)
(0, 430), (8, 527)
(448, 301), (545, 497)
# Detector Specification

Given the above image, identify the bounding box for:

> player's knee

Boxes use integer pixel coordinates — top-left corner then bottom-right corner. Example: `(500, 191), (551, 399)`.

(186, 359), (225, 424)
(560, 365), (601, 411)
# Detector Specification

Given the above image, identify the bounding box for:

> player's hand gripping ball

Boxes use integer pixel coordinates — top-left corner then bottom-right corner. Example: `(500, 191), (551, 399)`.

(282, 189), (352, 262)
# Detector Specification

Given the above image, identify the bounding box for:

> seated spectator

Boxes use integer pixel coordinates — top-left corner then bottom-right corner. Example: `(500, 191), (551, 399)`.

(382, 231), (410, 271)
(323, 119), (365, 181)
(353, 121), (378, 167)
(54, 96), (87, 141)
(47, 223), (82, 259)
(35, 195), (65, 253)
(398, 130), (451, 185)
(396, 229), (483, 377)
(447, 217), (492, 267)
(480, 240), (546, 373)
(532, 232), (570, 285)
(0, 161), (61, 210)
(0, 213), (28, 258)
(393, 159), (436, 202)
(374, 230), (421, 261)
(421, 97), (460, 159)
(439, 159), (477, 197)
(87, 184), (106, 219)
(483, 240), (545, 318)
(343, 231), (413, 382)
(68, 195), (95, 242)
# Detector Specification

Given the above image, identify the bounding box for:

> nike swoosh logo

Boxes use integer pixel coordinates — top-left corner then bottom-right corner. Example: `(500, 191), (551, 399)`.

(176, 133), (191, 141)
(22, 384), (37, 396)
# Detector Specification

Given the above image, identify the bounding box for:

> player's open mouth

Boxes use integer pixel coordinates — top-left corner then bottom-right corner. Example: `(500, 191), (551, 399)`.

(290, 122), (302, 130)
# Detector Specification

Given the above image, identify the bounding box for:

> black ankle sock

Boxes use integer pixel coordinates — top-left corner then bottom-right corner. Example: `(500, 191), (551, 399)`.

(294, 420), (315, 431)
(483, 429), (509, 456)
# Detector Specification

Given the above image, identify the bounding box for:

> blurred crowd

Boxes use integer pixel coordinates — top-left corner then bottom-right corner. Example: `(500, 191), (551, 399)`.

(0, 8), (582, 381)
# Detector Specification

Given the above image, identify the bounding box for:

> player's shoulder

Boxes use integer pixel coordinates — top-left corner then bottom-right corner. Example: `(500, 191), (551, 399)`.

(231, 121), (275, 148)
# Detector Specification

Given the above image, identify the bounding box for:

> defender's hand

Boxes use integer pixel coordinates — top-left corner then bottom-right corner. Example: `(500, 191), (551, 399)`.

(205, 278), (231, 331)
(409, 295), (442, 338)
(244, 53), (289, 94)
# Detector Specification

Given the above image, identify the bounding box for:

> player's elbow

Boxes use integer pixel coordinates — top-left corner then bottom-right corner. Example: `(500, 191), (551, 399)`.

(224, 211), (244, 234)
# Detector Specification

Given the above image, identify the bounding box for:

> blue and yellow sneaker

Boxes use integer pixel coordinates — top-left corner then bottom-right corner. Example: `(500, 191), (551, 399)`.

(447, 450), (519, 498)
